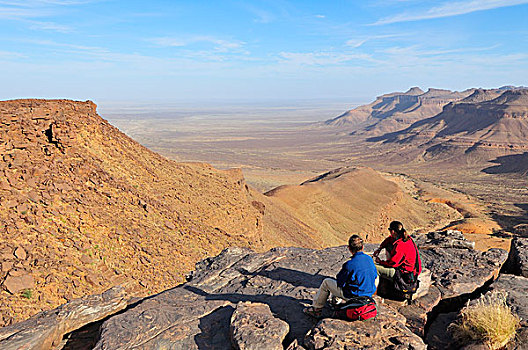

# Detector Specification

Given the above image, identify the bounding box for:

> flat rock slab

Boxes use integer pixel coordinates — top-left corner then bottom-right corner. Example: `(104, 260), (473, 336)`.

(94, 287), (233, 350)
(420, 246), (507, 298)
(230, 301), (289, 350)
(0, 286), (127, 350)
(506, 238), (528, 278)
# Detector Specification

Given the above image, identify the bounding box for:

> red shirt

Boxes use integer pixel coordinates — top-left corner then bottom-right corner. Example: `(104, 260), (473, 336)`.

(380, 238), (422, 274)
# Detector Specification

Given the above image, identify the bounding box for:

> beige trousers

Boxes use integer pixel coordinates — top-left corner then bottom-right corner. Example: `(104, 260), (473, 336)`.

(312, 277), (379, 309)
(313, 278), (346, 309)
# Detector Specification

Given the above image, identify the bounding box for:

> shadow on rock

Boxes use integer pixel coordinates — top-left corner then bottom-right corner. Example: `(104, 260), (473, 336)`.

(184, 285), (317, 345)
(241, 266), (327, 289)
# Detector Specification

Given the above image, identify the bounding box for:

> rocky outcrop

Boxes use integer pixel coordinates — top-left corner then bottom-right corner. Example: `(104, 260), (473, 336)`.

(0, 286), (127, 350)
(427, 274), (528, 350)
(506, 237), (528, 277)
(88, 230), (506, 349)
(230, 302), (289, 350)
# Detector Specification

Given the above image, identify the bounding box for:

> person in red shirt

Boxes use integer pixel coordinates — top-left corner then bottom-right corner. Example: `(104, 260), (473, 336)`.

(373, 221), (422, 281)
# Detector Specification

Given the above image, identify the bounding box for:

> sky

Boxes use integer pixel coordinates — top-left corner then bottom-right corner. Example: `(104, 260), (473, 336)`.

(1, 0), (527, 104)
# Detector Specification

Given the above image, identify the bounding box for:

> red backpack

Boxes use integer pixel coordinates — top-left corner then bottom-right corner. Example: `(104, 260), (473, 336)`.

(333, 296), (377, 321)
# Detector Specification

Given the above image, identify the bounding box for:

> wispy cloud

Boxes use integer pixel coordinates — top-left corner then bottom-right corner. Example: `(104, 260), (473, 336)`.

(28, 20), (72, 32)
(0, 50), (26, 59)
(345, 34), (404, 48)
(149, 36), (247, 53)
(278, 51), (376, 66)
(373, 0), (528, 25)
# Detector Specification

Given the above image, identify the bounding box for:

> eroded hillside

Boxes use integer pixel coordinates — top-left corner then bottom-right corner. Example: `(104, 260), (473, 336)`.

(0, 99), (323, 326)
(266, 167), (460, 243)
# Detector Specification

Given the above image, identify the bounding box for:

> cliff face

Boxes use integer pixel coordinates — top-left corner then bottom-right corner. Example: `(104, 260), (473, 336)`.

(324, 87), (474, 135)
(371, 89), (528, 161)
(0, 99), (322, 326)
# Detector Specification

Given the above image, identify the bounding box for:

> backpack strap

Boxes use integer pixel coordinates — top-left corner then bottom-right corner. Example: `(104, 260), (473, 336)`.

(410, 238), (420, 276)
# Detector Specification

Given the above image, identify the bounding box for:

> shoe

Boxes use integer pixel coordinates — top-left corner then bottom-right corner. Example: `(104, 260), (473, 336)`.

(303, 306), (322, 318)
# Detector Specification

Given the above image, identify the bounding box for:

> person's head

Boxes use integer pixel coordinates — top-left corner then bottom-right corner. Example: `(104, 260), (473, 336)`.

(348, 234), (364, 255)
(388, 220), (410, 241)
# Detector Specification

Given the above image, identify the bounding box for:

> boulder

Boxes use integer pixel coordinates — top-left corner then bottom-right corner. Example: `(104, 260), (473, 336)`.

(230, 301), (289, 350)
(2, 273), (34, 294)
(14, 246), (27, 260)
(0, 286), (127, 350)
(93, 287), (234, 349)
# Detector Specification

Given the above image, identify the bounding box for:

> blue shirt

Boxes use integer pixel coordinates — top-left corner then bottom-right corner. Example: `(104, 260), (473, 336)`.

(336, 251), (378, 298)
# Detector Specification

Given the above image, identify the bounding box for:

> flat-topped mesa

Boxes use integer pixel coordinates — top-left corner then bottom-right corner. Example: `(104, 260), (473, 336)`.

(370, 88), (528, 157)
(324, 87), (475, 134)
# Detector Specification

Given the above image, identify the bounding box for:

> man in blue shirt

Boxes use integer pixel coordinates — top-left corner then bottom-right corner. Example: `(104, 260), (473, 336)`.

(304, 234), (378, 318)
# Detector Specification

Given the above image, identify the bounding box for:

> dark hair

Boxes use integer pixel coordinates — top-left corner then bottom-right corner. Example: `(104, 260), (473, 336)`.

(389, 221), (410, 241)
(348, 234), (364, 254)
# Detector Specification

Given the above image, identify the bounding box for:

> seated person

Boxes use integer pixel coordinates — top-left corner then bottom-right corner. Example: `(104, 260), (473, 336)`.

(303, 234), (378, 318)
(373, 221), (422, 282)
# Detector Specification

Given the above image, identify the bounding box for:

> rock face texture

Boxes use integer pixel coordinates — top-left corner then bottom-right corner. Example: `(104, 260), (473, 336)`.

(230, 302), (289, 350)
(0, 286), (127, 350)
(88, 231), (506, 349)
(506, 238), (528, 277)
(325, 87), (474, 136)
(304, 303), (426, 350)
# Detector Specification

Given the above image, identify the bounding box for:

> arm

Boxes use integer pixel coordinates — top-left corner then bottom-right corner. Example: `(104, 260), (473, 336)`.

(374, 236), (393, 257)
(380, 241), (405, 268)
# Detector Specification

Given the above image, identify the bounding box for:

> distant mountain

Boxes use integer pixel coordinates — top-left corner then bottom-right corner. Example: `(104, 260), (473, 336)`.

(368, 89), (528, 163)
(324, 87), (474, 135)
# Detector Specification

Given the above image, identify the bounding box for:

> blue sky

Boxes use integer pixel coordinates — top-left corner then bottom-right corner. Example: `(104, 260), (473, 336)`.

(1, 0), (527, 103)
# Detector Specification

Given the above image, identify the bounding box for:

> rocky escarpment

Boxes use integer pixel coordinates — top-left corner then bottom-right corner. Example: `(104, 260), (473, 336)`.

(324, 87), (474, 135)
(0, 99), (325, 326)
(0, 230), (510, 349)
(369, 89), (528, 162)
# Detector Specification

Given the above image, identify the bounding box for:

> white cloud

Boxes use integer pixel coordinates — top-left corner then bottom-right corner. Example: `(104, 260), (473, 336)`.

(315, 14), (325, 18)
(345, 34), (405, 48)
(0, 50), (26, 58)
(278, 51), (376, 66)
(149, 36), (246, 54)
(28, 20), (72, 32)
(374, 0), (528, 25)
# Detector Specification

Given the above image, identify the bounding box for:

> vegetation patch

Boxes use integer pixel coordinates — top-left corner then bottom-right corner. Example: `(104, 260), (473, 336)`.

(449, 292), (520, 350)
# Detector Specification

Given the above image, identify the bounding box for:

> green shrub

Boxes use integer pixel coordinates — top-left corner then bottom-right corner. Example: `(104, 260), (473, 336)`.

(21, 289), (33, 299)
(449, 292), (520, 350)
